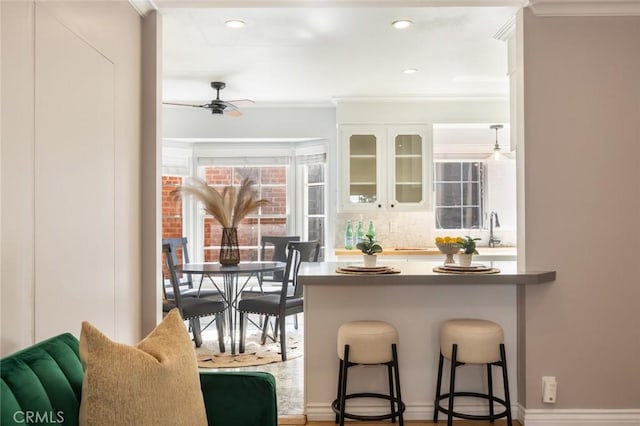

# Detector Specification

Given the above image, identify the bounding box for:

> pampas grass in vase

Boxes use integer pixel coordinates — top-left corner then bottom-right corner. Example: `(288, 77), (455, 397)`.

(172, 176), (269, 265)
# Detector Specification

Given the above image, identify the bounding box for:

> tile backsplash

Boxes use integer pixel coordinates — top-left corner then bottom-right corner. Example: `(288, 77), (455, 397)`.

(335, 211), (516, 249)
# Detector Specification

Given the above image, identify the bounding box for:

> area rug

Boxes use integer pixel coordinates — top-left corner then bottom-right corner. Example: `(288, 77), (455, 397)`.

(195, 332), (303, 368)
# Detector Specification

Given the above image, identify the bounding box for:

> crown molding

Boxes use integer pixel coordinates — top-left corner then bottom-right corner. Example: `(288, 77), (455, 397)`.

(154, 1), (525, 7)
(528, 0), (640, 16)
(128, 0), (157, 17)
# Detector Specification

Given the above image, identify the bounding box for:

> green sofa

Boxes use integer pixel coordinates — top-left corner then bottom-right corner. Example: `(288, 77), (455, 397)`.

(1, 333), (278, 426)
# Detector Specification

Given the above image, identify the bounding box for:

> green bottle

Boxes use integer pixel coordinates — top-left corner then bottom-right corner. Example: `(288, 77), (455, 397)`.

(356, 221), (364, 244)
(344, 220), (353, 250)
(367, 220), (375, 239)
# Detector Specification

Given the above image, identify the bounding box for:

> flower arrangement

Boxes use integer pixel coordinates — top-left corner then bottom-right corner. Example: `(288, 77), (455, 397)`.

(356, 233), (383, 256)
(435, 236), (462, 246)
(171, 176), (269, 228)
(435, 236), (462, 264)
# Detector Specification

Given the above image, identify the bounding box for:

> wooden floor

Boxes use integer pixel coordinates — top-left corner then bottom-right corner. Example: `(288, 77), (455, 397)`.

(279, 416), (521, 426)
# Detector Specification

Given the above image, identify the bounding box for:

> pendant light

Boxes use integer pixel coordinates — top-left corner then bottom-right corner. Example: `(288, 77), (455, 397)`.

(489, 124), (504, 160)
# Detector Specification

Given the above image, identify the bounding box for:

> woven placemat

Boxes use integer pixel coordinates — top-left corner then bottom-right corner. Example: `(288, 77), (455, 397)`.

(336, 266), (401, 275)
(433, 266), (501, 274)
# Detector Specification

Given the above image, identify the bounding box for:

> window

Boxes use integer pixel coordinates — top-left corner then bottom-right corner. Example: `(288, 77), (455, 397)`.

(161, 142), (327, 263)
(199, 165), (288, 262)
(435, 162), (484, 230)
(302, 162), (325, 260)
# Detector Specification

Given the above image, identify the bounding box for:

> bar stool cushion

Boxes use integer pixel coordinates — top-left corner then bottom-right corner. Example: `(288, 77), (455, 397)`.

(440, 319), (504, 364)
(337, 321), (399, 365)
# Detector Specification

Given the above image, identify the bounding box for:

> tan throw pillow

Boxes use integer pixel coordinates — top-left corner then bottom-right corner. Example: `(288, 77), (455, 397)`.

(79, 309), (208, 426)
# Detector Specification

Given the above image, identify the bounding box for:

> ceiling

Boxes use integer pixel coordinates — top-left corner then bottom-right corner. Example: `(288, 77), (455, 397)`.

(159, 4), (520, 106)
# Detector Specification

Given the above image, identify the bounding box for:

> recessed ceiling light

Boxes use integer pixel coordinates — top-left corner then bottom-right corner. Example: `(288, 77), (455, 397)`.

(225, 20), (246, 29)
(403, 68), (418, 75)
(392, 20), (413, 30)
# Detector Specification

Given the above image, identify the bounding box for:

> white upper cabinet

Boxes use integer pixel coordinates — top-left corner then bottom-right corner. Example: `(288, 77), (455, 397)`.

(339, 124), (433, 212)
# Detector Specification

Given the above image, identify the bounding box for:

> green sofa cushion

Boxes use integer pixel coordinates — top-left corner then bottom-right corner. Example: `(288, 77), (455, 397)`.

(200, 371), (278, 426)
(1, 333), (81, 426)
(1, 333), (277, 426)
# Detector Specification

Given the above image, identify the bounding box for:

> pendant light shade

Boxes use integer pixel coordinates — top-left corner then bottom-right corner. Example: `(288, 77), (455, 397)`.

(489, 124), (504, 160)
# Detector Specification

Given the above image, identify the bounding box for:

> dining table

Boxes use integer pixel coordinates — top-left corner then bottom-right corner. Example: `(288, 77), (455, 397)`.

(179, 261), (286, 354)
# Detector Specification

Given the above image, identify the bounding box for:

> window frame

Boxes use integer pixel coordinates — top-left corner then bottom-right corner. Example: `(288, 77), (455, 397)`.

(434, 160), (485, 231)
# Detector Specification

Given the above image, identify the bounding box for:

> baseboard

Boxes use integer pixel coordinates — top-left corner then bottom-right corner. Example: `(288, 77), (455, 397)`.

(306, 403), (640, 424)
(277, 414), (306, 425)
(523, 408), (640, 425)
(305, 401), (522, 422)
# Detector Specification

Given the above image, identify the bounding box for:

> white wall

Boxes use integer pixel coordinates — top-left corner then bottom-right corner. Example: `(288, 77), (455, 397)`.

(1, 1), (144, 354)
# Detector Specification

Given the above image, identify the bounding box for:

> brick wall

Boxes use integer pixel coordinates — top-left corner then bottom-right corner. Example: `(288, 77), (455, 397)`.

(163, 167), (289, 263)
(162, 176), (183, 240)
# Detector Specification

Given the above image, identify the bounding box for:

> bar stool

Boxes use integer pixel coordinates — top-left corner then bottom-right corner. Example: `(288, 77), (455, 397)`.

(434, 319), (512, 426)
(332, 320), (405, 426)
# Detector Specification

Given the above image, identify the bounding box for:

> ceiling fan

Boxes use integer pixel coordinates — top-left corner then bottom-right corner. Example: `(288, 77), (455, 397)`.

(163, 81), (254, 117)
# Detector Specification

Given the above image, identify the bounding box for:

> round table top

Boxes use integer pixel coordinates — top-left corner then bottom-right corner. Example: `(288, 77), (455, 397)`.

(179, 261), (286, 275)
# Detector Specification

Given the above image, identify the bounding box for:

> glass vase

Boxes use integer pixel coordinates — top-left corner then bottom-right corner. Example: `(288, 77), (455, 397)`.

(219, 227), (240, 266)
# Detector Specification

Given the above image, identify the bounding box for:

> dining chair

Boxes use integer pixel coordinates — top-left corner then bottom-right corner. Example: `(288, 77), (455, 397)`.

(258, 235), (300, 288)
(238, 240), (320, 361)
(162, 237), (224, 300)
(162, 243), (227, 351)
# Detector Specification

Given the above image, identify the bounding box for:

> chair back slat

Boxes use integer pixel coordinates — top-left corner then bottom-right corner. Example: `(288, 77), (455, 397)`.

(260, 235), (300, 261)
(162, 243), (185, 314)
(284, 240), (320, 300)
(162, 237), (194, 289)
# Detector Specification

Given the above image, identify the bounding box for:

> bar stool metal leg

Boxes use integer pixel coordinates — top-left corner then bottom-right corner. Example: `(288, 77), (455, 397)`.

(434, 352), (444, 422)
(335, 358), (344, 424)
(337, 345), (350, 426)
(392, 343), (404, 426)
(447, 343), (458, 426)
(487, 363), (494, 420)
(500, 344), (513, 426)
(387, 363), (396, 423)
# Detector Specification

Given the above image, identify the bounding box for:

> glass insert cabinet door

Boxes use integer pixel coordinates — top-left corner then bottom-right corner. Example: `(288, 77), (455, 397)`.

(339, 124), (432, 212)
(348, 133), (378, 205)
(393, 133), (423, 204)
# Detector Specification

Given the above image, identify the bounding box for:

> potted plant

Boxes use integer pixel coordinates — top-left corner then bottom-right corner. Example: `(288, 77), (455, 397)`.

(356, 233), (383, 267)
(457, 235), (481, 266)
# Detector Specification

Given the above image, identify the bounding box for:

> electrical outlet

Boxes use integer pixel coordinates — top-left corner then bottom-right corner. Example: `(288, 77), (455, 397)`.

(542, 376), (557, 403)
(389, 222), (398, 233)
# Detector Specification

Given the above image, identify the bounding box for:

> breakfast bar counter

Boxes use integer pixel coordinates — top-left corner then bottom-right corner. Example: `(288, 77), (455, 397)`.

(298, 261), (555, 421)
(299, 260), (554, 286)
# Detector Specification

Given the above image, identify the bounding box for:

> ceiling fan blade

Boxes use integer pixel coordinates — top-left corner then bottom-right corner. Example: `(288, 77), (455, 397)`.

(217, 101), (240, 112)
(226, 109), (243, 117)
(162, 102), (207, 108)
(227, 99), (255, 106)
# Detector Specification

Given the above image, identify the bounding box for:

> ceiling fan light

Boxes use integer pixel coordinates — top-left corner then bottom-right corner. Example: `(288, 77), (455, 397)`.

(392, 20), (413, 30)
(225, 19), (246, 29)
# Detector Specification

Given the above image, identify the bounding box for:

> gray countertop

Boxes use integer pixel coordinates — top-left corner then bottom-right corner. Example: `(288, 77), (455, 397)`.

(298, 261), (555, 286)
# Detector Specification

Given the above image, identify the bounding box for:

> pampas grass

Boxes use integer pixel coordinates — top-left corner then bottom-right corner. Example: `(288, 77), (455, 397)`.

(172, 177), (269, 228)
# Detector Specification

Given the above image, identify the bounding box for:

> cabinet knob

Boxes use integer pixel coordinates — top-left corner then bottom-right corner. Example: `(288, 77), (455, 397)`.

(390, 204), (395, 208)
(377, 204), (382, 208)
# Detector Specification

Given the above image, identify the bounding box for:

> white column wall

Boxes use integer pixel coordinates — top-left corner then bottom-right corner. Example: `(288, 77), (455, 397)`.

(1, 1), (144, 354)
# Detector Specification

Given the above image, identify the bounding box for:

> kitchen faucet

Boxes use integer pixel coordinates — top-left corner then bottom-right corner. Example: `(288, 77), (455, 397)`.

(489, 211), (501, 247)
